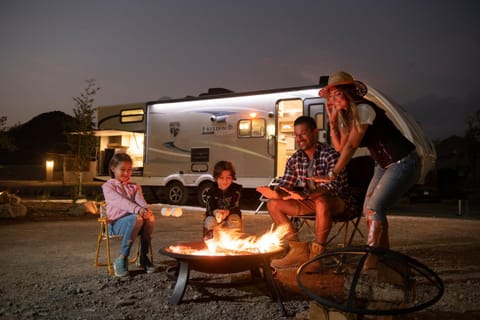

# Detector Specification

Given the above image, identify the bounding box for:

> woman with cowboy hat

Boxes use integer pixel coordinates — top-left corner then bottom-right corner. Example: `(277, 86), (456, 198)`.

(317, 71), (421, 271)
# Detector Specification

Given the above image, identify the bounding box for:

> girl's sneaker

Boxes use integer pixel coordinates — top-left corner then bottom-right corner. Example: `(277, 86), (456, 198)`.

(113, 257), (129, 277)
(136, 254), (157, 273)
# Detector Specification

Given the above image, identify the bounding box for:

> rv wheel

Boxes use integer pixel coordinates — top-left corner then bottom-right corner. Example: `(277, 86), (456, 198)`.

(166, 181), (188, 205)
(197, 181), (213, 207)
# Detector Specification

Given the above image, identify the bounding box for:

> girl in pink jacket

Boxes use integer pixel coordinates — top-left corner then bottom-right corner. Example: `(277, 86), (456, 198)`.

(102, 153), (156, 277)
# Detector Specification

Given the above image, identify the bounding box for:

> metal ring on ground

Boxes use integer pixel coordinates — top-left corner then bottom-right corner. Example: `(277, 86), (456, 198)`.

(296, 246), (444, 316)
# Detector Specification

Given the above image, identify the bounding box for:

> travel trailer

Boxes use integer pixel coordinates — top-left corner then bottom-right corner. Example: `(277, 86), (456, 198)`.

(95, 80), (436, 206)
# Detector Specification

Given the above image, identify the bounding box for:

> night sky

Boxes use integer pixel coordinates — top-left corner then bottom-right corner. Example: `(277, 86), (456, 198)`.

(1, 0), (479, 140)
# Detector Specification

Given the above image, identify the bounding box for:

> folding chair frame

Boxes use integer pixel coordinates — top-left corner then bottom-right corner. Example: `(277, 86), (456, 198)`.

(255, 177), (282, 214)
(94, 210), (153, 275)
(291, 214), (365, 249)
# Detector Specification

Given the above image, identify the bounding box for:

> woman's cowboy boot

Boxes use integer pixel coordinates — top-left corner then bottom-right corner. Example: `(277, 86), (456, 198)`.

(302, 241), (325, 273)
(271, 241), (309, 269)
(363, 220), (389, 271)
(379, 221), (390, 249)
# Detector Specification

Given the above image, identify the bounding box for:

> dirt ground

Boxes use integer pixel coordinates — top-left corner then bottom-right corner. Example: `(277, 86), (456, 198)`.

(0, 201), (479, 320)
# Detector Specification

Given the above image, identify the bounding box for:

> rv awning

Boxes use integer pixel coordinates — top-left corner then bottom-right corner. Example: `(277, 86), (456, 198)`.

(93, 130), (143, 137)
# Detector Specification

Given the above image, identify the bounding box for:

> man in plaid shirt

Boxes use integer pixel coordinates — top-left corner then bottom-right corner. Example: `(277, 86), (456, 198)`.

(257, 116), (358, 270)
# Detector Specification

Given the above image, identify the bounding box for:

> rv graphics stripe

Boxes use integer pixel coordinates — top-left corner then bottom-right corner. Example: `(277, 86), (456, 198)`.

(163, 141), (190, 153)
(149, 146), (190, 158)
(197, 140), (271, 160)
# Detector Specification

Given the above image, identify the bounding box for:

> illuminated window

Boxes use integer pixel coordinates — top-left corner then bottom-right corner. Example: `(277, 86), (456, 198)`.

(238, 120), (251, 136)
(238, 118), (265, 137)
(251, 118), (265, 136)
(120, 109), (144, 123)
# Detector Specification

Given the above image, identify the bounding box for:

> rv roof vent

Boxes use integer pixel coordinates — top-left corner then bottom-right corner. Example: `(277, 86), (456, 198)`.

(199, 87), (234, 96)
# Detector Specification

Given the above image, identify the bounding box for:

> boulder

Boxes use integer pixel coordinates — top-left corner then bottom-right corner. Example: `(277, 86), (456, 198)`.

(0, 191), (27, 218)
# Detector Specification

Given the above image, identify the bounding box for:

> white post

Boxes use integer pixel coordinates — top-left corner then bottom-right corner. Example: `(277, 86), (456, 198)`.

(78, 172), (83, 198)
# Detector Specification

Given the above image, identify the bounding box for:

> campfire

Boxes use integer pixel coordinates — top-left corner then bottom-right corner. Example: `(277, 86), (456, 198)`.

(160, 224), (289, 316)
(168, 224), (289, 256)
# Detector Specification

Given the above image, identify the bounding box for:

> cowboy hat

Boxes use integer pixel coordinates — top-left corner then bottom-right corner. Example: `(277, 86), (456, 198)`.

(319, 71), (367, 98)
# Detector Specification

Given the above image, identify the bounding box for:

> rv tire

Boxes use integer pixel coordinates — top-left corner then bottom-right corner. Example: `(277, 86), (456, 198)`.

(166, 181), (188, 205)
(197, 181), (214, 208)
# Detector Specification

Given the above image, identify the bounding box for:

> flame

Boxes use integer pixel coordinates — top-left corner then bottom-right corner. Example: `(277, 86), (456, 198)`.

(169, 224), (289, 256)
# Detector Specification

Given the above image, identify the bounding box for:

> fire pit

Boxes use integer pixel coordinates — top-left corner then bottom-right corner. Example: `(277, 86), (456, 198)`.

(159, 227), (288, 316)
(296, 246), (444, 316)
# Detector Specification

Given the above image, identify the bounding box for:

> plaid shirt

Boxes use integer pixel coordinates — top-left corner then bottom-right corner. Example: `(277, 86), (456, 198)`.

(278, 142), (349, 200)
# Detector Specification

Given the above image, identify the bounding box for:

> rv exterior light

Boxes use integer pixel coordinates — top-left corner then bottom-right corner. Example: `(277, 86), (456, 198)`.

(250, 112), (257, 118)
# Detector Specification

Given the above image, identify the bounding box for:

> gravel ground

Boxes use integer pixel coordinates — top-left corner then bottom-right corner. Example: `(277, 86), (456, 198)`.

(0, 201), (479, 320)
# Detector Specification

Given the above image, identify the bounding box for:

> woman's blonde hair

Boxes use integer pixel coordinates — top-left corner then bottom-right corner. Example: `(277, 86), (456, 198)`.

(333, 86), (361, 134)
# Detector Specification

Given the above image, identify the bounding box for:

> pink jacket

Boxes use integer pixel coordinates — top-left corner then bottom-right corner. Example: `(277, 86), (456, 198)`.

(102, 178), (149, 222)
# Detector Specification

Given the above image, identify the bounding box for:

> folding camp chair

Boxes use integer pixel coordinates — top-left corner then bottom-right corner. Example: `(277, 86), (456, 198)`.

(94, 202), (153, 275)
(291, 156), (375, 248)
(255, 177), (282, 214)
(291, 213), (364, 249)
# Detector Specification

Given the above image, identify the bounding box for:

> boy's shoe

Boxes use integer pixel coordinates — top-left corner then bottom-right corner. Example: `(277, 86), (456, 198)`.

(136, 254), (157, 273)
(113, 257), (129, 277)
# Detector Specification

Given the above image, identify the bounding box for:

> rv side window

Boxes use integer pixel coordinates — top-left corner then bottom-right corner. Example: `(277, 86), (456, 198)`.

(120, 108), (144, 123)
(238, 118), (266, 138)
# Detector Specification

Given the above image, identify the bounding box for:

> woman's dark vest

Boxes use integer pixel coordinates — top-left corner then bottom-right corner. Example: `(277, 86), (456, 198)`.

(356, 98), (415, 168)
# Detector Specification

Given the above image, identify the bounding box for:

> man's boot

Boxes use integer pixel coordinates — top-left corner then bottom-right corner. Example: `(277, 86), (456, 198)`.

(302, 241), (325, 273)
(363, 220), (389, 271)
(271, 241), (309, 269)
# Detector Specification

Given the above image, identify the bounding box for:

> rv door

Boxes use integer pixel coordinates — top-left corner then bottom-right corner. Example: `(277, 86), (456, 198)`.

(275, 99), (303, 176)
(304, 97), (327, 143)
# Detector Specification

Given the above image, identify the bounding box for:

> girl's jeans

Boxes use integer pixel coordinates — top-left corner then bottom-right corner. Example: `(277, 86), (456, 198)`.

(109, 213), (154, 257)
(364, 151), (421, 223)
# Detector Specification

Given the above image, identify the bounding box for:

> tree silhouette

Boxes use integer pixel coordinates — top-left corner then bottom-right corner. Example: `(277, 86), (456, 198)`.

(466, 110), (480, 142)
(0, 116), (15, 152)
(69, 79), (100, 197)
(465, 110), (480, 187)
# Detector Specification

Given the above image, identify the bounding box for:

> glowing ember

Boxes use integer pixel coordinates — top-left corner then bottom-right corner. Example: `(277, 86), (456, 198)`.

(168, 224), (289, 256)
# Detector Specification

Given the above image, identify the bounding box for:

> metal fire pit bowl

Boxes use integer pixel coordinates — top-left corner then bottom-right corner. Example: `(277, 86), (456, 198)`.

(297, 246), (444, 316)
(160, 241), (287, 316)
(161, 241), (284, 273)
